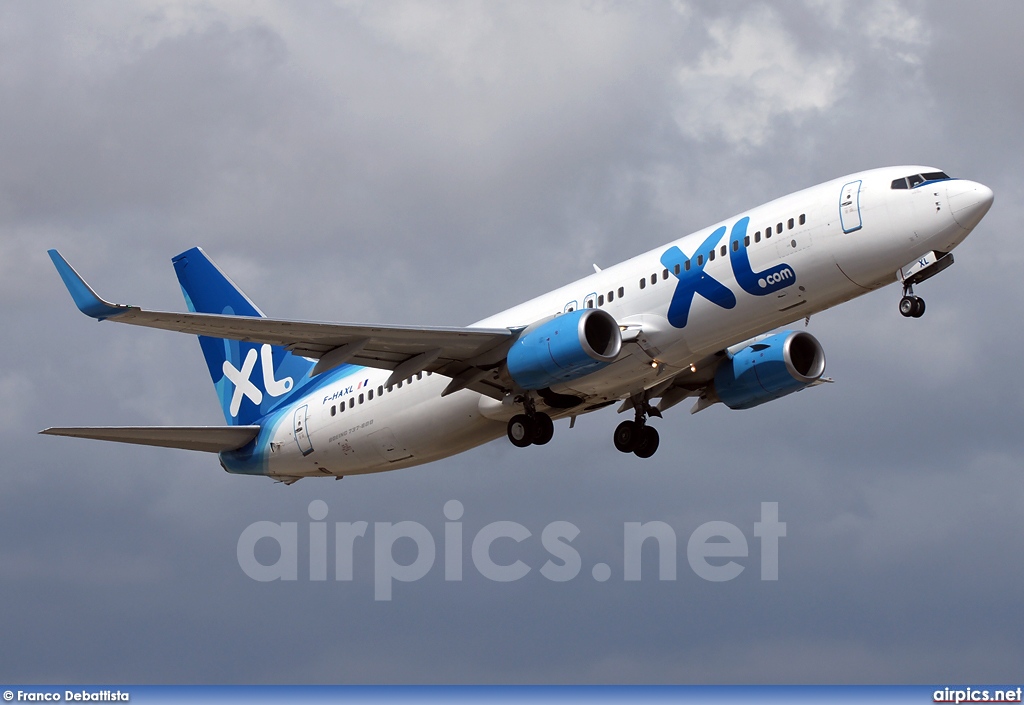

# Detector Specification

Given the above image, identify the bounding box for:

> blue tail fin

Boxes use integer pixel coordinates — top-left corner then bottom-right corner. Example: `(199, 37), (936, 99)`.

(172, 247), (315, 426)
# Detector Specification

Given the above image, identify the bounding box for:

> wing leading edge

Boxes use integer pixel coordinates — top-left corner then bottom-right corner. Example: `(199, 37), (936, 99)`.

(47, 249), (515, 398)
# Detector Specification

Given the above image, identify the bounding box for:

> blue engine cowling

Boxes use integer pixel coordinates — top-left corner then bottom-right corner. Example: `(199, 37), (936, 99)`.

(713, 331), (826, 410)
(506, 308), (622, 390)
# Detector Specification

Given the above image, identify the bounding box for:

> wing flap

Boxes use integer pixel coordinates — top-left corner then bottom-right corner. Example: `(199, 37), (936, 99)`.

(40, 426), (261, 453)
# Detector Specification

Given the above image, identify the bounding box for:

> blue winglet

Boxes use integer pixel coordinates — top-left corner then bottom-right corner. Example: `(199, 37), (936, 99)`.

(47, 249), (127, 320)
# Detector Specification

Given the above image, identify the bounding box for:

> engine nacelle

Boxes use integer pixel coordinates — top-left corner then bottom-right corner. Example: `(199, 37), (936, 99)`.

(712, 331), (826, 410)
(506, 308), (622, 390)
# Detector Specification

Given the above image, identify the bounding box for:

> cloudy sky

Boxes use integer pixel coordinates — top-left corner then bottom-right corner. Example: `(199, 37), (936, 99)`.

(1, 0), (1022, 684)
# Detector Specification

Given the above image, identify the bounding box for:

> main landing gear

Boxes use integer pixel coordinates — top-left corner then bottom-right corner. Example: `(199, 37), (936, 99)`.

(899, 283), (926, 318)
(613, 400), (661, 459)
(506, 397), (554, 448)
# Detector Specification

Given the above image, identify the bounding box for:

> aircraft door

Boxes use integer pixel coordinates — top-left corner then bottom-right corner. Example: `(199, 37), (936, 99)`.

(840, 180), (863, 233)
(293, 404), (314, 456)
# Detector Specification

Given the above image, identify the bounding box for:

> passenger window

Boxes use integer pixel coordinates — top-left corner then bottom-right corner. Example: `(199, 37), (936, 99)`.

(776, 223), (783, 234)
(650, 274), (657, 285)
(607, 291), (614, 302)
(348, 398), (354, 409)
(368, 389), (374, 400)
(708, 249), (715, 261)
(673, 264), (680, 275)
(359, 393), (364, 404)
(397, 381), (403, 389)
(378, 386), (384, 396)
(732, 241), (738, 252)
(799, 214), (806, 225)
(766, 228), (772, 239)
(720, 245), (726, 257)
(754, 231), (761, 243)
(417, 372), (423, 380)
(684, 260), (691, 271)
(331, 406), (336, 416)
(598, 294), (604, 306)
(339, 403), (344, 413)
(788, 218), (794, 230)
(662, 268), (668, 280)
(697, 255), (704, 266)
(743, 235), (750, 247)
(618, 287), (624, 297)
(639, 278), (646, 290)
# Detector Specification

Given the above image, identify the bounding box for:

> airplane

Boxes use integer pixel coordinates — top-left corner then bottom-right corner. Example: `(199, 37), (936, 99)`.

(42, 166), (994, 483)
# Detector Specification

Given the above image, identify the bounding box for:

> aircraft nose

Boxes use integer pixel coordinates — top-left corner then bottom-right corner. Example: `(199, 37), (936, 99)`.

(947, 180), (994, 230)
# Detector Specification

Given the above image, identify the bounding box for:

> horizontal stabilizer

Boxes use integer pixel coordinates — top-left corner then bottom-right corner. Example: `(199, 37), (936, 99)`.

(39, 426), (260, 453)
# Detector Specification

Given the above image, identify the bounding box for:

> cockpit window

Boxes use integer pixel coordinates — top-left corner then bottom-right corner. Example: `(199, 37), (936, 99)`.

(891, 171), (952, 190)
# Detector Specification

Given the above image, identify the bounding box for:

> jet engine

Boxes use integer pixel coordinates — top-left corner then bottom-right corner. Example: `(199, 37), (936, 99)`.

(506, 308), (622, 390)
(711, 330), (826, 410)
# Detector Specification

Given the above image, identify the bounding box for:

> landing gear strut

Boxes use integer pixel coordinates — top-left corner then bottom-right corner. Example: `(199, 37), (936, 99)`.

(506, 396), (554, 447)
(899, 283), (926, 318)
(613, 399), (661, 458)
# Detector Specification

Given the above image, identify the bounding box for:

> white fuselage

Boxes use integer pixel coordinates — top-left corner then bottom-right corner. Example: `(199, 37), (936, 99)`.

(244, 166), (991, 479)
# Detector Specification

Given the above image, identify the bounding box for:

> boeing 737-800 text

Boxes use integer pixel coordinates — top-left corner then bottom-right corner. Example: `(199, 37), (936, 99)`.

(43, 166), (993, 483)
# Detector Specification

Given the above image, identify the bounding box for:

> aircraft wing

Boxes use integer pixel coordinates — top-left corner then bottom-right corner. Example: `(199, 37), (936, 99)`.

(39, 426), (260, 453)
(48, 250), (516, 394)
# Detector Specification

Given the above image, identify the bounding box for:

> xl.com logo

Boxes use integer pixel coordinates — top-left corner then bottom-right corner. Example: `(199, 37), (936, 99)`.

(661, 216), (798, 328)
(759, 266), (795, 289)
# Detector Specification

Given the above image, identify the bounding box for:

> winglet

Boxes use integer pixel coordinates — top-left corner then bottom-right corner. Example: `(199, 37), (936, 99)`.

(47, 249), (130, 320)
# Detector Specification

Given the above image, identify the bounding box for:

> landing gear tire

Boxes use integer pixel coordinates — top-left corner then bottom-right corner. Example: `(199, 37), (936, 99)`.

(899, 295), (919, 318)
(614, 420), (640, 453)
(912, 297), (926, 318)
(532, 412), (554, 445)
(900, 292), (926, 318)
(633, 426), (660, 459)
(507, 414), (535, 448)
(899, 296), (914, 317)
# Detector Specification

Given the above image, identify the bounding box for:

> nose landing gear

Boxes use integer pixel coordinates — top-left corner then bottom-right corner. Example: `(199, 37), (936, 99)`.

(899, 283), (926, 318)
(898, 251), (955, 318)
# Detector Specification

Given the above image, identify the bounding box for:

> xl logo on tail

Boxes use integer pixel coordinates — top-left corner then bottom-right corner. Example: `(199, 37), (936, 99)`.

(222, 344), (294, 417)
